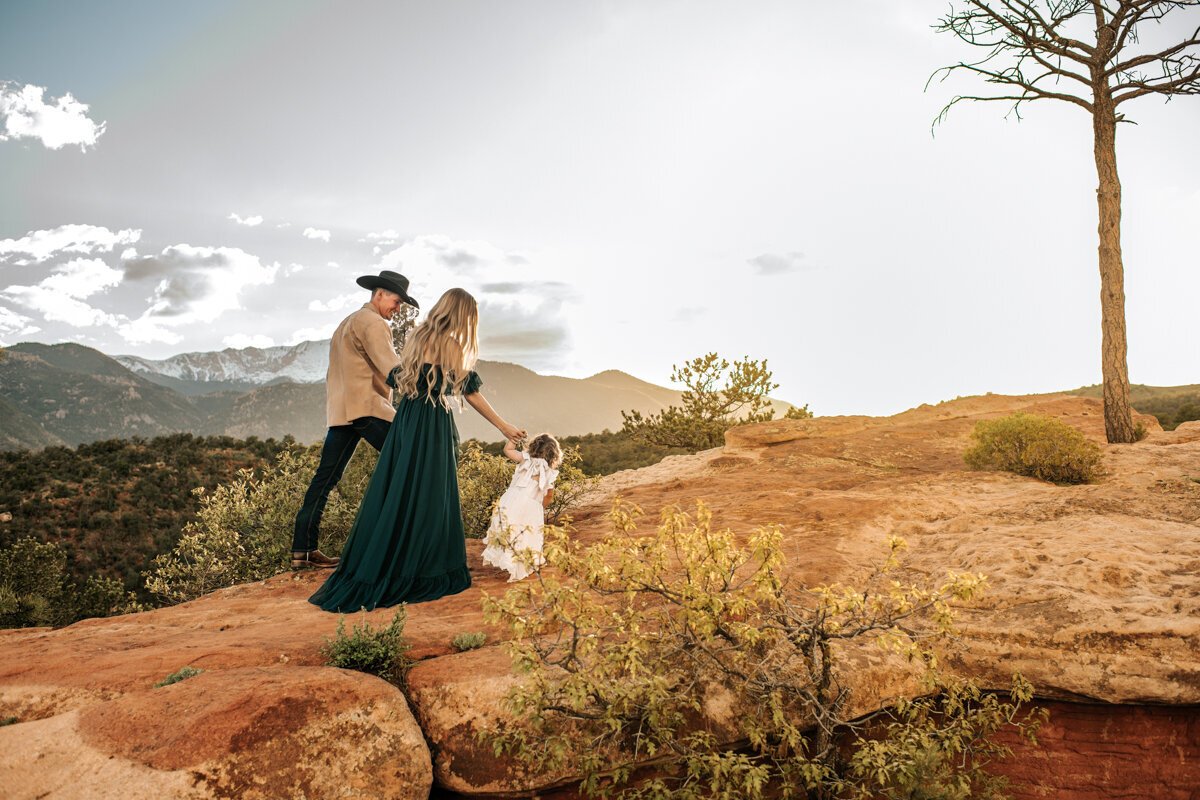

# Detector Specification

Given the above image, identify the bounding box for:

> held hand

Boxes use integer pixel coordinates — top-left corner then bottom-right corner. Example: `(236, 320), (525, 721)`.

(503, 423), (526, 443)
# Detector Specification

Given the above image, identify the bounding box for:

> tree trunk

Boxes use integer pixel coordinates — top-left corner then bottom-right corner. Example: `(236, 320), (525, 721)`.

(1092, 86), (1136, 443)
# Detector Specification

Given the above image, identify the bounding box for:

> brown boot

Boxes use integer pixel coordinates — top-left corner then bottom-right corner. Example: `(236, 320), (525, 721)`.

(291, 549), (339, 569)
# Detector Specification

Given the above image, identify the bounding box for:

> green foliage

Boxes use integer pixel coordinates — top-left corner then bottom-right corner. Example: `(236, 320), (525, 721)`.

(0, 537), (144, 629)
(0, 537), (69, 628)
(321, 609), (413, 684)
(546, 447), (599, 524)
(0, 434), (293, 604)
(1175, 403), (1200, 428)
(0, 716), (17, 727)
(153, 665), (204, 688)
(458, 441), (518, 540)
(457, 441), (598, 539)
(452, 631), (488, 651)
(964, 412), (1103, 484)
(845, 674), (1044, 800)
(482, 501), (1042, 800)
(144, 445), (377, 604)
(784, 404), (814, 420)
(621, 353), (783, 451)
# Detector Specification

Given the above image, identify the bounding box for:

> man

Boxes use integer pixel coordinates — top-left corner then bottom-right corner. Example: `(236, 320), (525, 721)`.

(291, 270), (419, 568)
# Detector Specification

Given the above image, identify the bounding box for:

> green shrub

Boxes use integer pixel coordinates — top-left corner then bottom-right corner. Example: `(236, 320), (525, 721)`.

(784, 403), (813, 420)
(0, 716), (17, 727)
(621, 353), (781, 451)
(964, 412), (1103, 484)
(457, 442), (517, 540)
(321, 609), (412, 684)
(144, 446), (376, 604)
(451, 631), (487, 651)
(1175, 403), (1200, 427)
(482, 501), (1043, 800)
(0, 537), (70, 628)
(153, 665), (204, 688)
(546, 446), (598, 525)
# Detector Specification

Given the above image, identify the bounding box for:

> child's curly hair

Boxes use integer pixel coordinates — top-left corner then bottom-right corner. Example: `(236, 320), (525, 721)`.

(526, 433), (562, 469)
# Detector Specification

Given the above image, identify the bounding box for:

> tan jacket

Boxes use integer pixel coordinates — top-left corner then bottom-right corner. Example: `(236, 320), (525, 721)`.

(326, 304), (402, 426)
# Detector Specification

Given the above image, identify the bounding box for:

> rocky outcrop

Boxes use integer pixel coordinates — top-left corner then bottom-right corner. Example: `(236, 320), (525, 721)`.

(1, 666), (431, 800)
(2, 394), (1199, 798)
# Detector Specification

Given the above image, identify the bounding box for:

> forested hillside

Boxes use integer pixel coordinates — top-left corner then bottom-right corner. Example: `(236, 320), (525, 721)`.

(0, 434), (294, 599)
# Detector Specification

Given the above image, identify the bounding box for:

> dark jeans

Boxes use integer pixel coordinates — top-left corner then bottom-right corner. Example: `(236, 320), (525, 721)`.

(292, 416), (391, 553)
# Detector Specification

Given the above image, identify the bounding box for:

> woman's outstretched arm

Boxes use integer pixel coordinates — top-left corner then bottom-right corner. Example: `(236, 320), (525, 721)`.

(465, 391), (525, 443)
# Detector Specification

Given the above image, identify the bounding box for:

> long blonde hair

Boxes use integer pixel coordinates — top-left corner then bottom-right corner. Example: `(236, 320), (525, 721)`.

(395, 288), (480, 408)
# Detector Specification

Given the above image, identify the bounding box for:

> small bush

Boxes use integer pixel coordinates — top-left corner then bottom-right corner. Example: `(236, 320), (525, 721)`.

(1175, 403), (1200, 427)
(784, 403), (813, 420)
(964, 412), (1103, 484)
(458, 442), (516, 540)
(144, 446), (376, 604)
(321, 609), (412, 684)
(153, 665), (203, 688)
(0, 716), (17, 726)
(546, 446), (599, 525)
(621, 353), (781, 450)
(0, 537), (69, 628)
(482, 501), (1043, 800)
(451, 631), (487, 651)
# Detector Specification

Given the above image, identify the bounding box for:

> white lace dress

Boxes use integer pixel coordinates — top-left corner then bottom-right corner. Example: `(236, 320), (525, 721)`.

(481, 453), (558, 581)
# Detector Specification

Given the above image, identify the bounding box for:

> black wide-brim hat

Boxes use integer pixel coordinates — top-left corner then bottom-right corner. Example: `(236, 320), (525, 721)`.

(356, 270), (419, 308)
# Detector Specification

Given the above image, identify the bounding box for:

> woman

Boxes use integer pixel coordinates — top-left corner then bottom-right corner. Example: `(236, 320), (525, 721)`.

(309, 288), (525, 611)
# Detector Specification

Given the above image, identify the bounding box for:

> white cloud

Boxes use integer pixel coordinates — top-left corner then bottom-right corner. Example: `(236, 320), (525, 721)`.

(223, 333), (275, 349)
(0, 224), (141, 263)
(0, 257), (123, 327)
(0, 81), (106, 151)
(120, 245), (279, 343)
(747, 251), (814, 275)
(376, 234), (574, 368)
(119, 316), (181, 346)
(289, 325), (337, 344)
(361, 229), (400, 248)
(120, 247), (138, 260)
(228, 212), (264, 227)
(308, 292), (361, 313)
(277, 222), (292, 229)
(326, 261), (340, 269)
(0, 305), (40, 338)
(303, 227), (331, 242)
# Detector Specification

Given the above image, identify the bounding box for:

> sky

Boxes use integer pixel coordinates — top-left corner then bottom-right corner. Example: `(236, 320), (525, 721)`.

(1, 0), (1197, 417)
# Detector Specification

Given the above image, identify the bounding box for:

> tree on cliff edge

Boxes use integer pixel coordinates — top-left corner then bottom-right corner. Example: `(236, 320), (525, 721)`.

(932, 1), (1200, 443)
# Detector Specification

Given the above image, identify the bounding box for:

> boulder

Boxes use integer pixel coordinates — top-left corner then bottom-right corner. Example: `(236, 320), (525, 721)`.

(0, 666), (431, 800)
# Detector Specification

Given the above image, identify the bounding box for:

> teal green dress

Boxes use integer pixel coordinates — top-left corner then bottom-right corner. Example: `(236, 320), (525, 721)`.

(309, 365), (481, 611)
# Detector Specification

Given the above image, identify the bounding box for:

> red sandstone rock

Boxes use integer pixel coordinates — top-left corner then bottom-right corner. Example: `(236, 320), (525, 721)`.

(1, 393), (1198, 798)
(0, 666), (431, 800)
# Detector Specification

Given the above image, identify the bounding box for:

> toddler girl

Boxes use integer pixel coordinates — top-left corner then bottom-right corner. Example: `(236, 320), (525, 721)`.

(481, 433), (562, 581)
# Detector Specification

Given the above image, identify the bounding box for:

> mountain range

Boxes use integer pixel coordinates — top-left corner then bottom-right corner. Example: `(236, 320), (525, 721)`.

(0, 340), (688, 451)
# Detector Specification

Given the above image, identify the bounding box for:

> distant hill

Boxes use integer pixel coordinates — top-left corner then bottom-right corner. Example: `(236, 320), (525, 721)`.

(1068, 383), (1200, 430)
(0, 395), (67, 451)
(0, 341), (692, 449)
(0, 344), (206, 448)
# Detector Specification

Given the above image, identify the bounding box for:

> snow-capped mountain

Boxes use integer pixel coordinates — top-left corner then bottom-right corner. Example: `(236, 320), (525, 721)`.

(117, 340), (329, 386)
